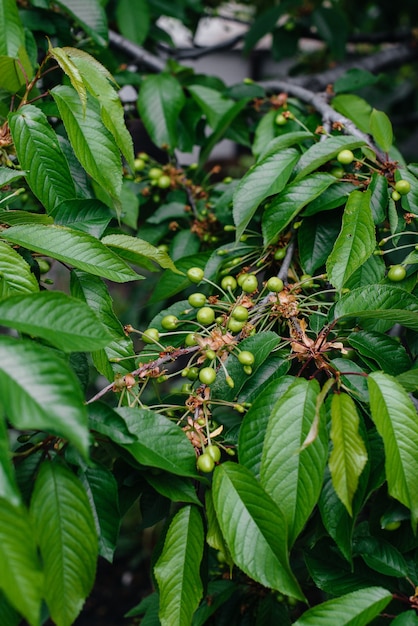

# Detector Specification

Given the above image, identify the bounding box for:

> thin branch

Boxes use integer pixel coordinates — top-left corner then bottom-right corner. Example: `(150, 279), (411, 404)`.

(290, 42), (418, 91)
(166, 33), (245, 60)
(108, 29), (166, 73)
(259, 78), (387, 161)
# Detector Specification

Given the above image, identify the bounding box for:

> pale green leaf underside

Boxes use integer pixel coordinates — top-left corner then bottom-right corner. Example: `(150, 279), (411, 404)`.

(102, 234), (178, 273)
(51, 85), (123, 201)
(155, 506), (203, 626)
(30, 462), (98, 626)
(2, 224), (141, 283)
(0, 336), (90, 456)
(329, 393), (368, 516)
(0, 240), (39, 297)
(0, 499), (43, 626)
(293, 586), (391, 625)
(212, 463), (304, 600)
(368, 372), (418, 528)
(0, 291), (112, 352)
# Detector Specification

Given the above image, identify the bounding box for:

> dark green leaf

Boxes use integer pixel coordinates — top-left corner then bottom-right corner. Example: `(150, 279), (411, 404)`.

(116, 0), (150, 46)
(368, 372), (418, 528)
(239, 376), (295, 479)
(319, 470), (355, 562)
(0, 590), (20, 626)
(326, 190), (375, 290)
(51, 199), (112, 238)
(212, 462), (304, 599)
(30, 461), (98, 626)
(302, 182), (354, 216)
(298, 212), (341, 274)
(0, 335), (89, 456)
(0, 209), (53, 226)
(293, 586), (391, 625)
(348, 330), (411, 375)
(369, 172), (388, 224)
(155, 506), (203, 626)
(293, 136), (365, 182)
(233, 148), (299, 240)
(0, 167), (26, 186)
(149, 252), (211, 304)
(147, 472), (201, 506)
(263, 173), (335, 245)
(311, 6), (348, 59)
(260, 378), (328, 545)
(257, 130), (314, 162)
(119, 407), (198, 478)
(2, 224), (141, 283)
(334, 69), (380, 94)
(0, 0), (25, 56)
(0, 291), (112, 352)
(392, 611), (418, 625)
(332, 285), (418, 330)
(332, 95), (372, 134)
(344, 253), (386, 291)
(199, 98), (249, 166)
(138, 73), (185, 151)
(87, 402), (137, 445)
(79, 464), (120, 562)
(0, 418), (20, 506)
(353, 535), (408, 578)
(8, 105), (76, 213)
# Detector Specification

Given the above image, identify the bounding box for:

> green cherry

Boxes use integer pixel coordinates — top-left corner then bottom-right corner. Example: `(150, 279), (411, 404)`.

(337, 149), (354, 165)
(395, 179), (411, 195)
(187, 267), (204, 283)
(238, 350), (255, 366)
(142, 328), (160, 344)
(197, 452), (215, 473)
(241, 274), (258, 293)
(206, 444), (221, 463)
(196, 306), (215, 325)
(266, 276), (284, 292)
(387, 265), (406, 281)
(221, 275), (237, 290)
(199, 367), (216, 385)
(188, 292), (207, 308)
(161, 314), (178, 330)
(232, 305), (249, 322)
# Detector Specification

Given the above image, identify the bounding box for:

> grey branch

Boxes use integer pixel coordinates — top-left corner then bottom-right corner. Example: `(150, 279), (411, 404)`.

(108, 29), (166, 73)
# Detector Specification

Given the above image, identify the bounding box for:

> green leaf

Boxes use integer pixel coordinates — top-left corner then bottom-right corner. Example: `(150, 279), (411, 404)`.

(53, 0), (108, 46)
(243, 5), (285, 53)
(332, 285), (418, 331)
(239, 376), (295, 479)
(147, 472), (201, 506)
(312, 5), (348, 59)
(262, 173), (335, 245)
(70, 270), (136, 378)
(344, 253), (386, 290)
(332, 95), (372, 134)
(319, 470), (355, 563)
(348, 330), (411, 376)
(0, 166), (26, 187)
(205, 490), (231, 558)
(298, 212), (341, 274)
(30, 461), (98, 626)
(0, 0), (25, 56)
(51, 199), (112, 238)
(138, 73), (185, 151)
(353, 535), (408, 578)
(397, 368), (418, 393)
(0, 590), (20, 626)
(87, 402), (137, 445)
(116, 0), (150, 46)
(155, 506), (203, 626)
(51, 85), (123, 201)
(260, 378), (328, 546)
(233, 148), (299, 240)
(0, 54), (28, 92)
(2, 224), (141, 283)
(211, 331), (281, 403)
(0, 240), (39, 297)
(293, 586), (391, 626)
(199, 98), (249, 166)
(293, 136), (366, 182)
(212, 463), (303, 599)
(0, 209), (53, 226)
(48, 44), (87, 109)
(326, 190), (375, 290)
(102, 234), (179, 273)
(0, 499), (43, 626)
(0, 291), (112, 352)
(369, 172), (388, 224)
(149, 252), (211, 304)
(329, 393), (368, 516)
(79, 464), (120, 562)
(119, 407), (198, 478)
(368, 372), (418, 528)
(370, 109), (393, 153)
(57, 47), (135, 169)
(0, 418), (20, 506)
(392, 611), (418, 625)
(187, 85), (232, 127)
(0, 335), (90, 456)
(8, 105), (76, 213)
(334, 69), (380, 94)
(257, 130), (314, 162)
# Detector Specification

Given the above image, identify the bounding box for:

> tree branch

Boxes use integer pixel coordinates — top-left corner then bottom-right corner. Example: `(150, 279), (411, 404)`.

(108, 29), (166, 73)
